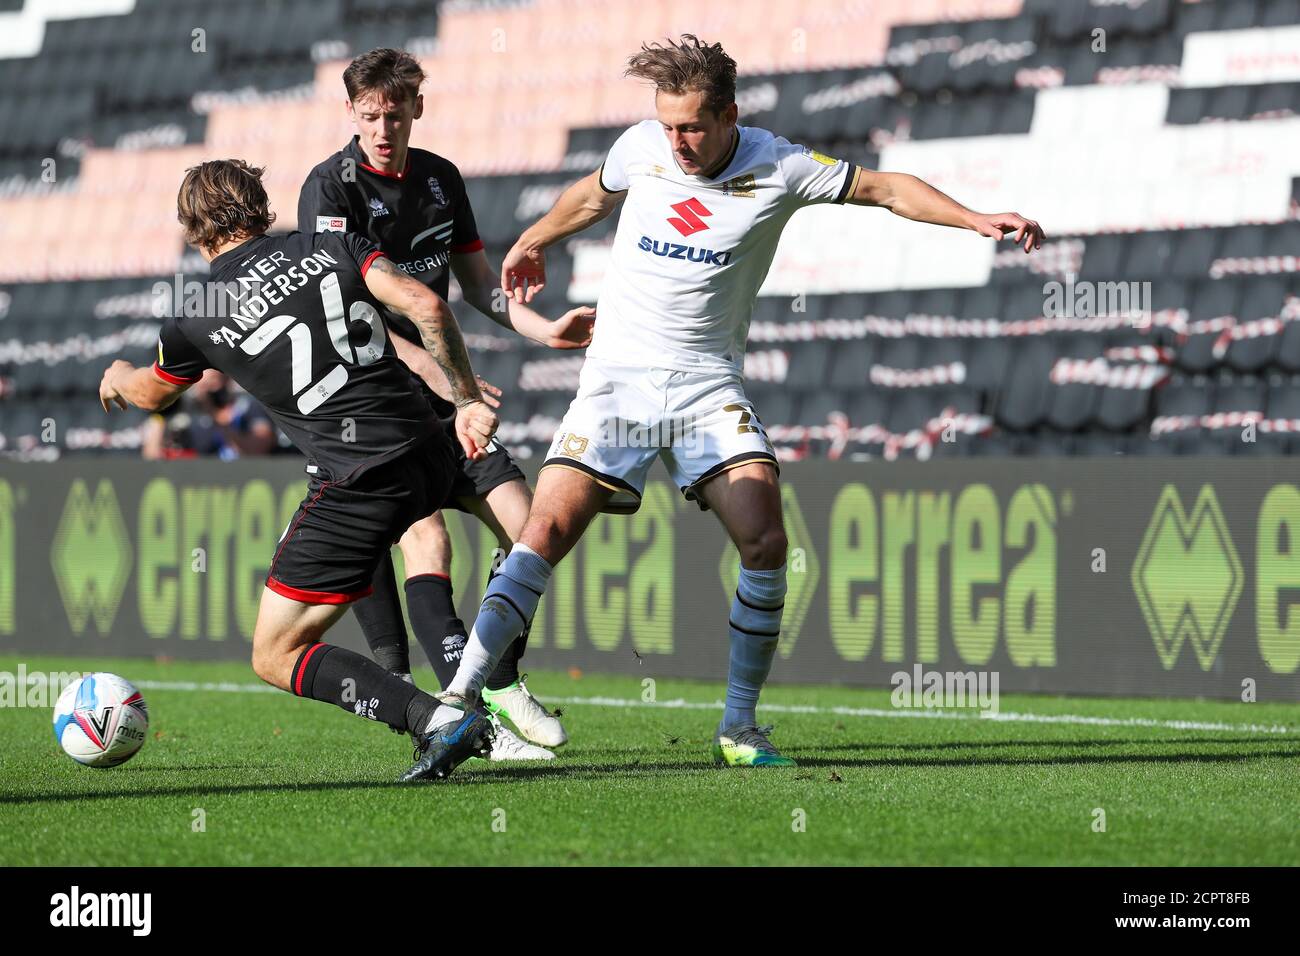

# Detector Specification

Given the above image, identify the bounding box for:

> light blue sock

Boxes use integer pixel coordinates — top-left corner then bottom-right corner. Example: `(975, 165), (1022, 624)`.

(721, 564), (787, 731)
(447, 544), (552, 699)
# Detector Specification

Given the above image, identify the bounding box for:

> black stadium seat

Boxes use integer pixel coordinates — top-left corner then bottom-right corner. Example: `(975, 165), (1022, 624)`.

(1177, 281), (1240, 372)
(1214, 374), (1267, 418)
(1205, 85), (1254, 122)
(885, 388), (941, 434)
(996, 338), (1056, 430)
(1080, 234), (1128, 282)
(1125, 231), (1174, 281)
(1260, 0), (1300, 28)
(1045, 335), (1104, 431)
(1170, 229), (1221, 281)
(827, 339), (873, 391)
(1275, 321), (1300, 373)
(965, 336), (1014, 396)
(1095, 376), (1157, 432)
(785, 341), (833, 391)
(849, 388), (891, 431)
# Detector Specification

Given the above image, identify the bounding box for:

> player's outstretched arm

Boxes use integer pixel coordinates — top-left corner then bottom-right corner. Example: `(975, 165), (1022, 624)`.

(388, 332), (502, 408)
(98, 359), (190, 413)
(501, 169), (625, 304)
(452, 247), (595, 349)
(364, 256), (498, 460)
(847, 169), (1045, 253)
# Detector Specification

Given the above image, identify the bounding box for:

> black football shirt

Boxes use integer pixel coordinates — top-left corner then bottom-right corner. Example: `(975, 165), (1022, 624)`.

(153, 231), (444, 484)
(297, 136), (482, 349)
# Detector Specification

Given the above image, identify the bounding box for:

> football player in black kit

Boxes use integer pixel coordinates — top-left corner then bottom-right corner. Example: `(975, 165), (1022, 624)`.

(298, 48), (588, 759)
(98, 160), (566, 782)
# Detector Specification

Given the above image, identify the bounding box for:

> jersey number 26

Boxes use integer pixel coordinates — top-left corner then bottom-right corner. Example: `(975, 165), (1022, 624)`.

(238, 273), (387, 414)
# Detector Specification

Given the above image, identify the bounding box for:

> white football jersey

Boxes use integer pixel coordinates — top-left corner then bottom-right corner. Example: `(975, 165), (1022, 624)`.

(586, 120), (857, 373)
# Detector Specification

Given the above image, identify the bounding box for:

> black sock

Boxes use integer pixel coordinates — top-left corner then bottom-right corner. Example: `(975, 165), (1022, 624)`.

(291, 643), (437, 733)
(350, 553), (411, 675)
(485, 567), (529, 690)
(404, 573), (465, 690)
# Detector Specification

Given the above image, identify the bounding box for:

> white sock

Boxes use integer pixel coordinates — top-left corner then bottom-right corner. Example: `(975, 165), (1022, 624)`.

(447, 544), (552, 698)
(721, 564), (786, 731)
(425, 703), (465, 732)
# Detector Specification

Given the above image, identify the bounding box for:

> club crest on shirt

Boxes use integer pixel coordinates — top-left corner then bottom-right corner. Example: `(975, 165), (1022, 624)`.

(368, 197), (390, 218)
(721, 173), (756, 198)
(427, 177), (447, 205)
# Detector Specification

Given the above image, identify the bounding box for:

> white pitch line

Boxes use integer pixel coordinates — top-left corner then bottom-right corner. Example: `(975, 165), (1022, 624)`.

(132, 681), (1296, 736)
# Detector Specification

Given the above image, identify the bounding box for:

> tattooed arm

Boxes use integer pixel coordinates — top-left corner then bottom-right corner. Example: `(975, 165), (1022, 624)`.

(363, 255), (498, 458)
(364, 256), (480, 405)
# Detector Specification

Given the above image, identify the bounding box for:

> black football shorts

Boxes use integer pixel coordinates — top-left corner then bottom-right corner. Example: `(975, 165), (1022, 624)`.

(267, 437), (458, 604)
(422, 385), (526, 507)
(444, 421), (526, 505)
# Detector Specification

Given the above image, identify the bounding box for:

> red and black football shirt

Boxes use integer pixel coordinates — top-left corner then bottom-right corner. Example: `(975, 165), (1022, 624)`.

(154, 231), (444, 484)
(297, 136), (483, 349)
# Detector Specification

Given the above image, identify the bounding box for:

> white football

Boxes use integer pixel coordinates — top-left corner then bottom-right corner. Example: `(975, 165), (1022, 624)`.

(52, 673), (149, 767)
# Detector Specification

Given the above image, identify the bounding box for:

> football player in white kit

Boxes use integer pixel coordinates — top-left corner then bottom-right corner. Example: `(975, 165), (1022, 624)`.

(437, 35), (1044, 767)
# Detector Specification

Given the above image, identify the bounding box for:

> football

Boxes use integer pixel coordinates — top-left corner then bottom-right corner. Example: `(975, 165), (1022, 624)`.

(52, 673), (150, 768)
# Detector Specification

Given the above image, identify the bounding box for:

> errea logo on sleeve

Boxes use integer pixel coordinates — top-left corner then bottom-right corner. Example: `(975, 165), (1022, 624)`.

(315, 216), (347, 233)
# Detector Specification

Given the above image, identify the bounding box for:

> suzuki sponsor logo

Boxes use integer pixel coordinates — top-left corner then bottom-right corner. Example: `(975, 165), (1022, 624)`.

(666, 197), (712, 236)
(637, 236), (733, 266)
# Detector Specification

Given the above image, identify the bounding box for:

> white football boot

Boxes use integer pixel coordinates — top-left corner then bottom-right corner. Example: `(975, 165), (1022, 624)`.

(480, 674), (569, 748)
(486, 722), (555, 761)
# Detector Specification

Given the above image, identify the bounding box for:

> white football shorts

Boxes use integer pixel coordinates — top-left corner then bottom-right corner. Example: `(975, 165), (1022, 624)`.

(541, 358), (779, 513)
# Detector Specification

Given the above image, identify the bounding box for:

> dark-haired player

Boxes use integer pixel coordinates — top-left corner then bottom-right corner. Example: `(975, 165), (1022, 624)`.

(100, 160), (540, 781)
(299, 48), (588, 758)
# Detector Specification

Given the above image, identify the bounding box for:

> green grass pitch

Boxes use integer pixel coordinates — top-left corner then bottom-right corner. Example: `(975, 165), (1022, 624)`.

(2, 655), (1297, 866)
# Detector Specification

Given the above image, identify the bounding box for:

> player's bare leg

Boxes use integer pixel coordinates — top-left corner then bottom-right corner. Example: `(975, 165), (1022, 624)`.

(394, 513), (463, 688)
(249, 587), (492, 781)
(460, 479), (569, 746)
(349, 516), (461, 696)
(250, 590), (348, 691)
(460, 476), (532, 544)
(348, 514), (456, 687)
(695, 462), (795, 767)
(443, 466), (612, 703)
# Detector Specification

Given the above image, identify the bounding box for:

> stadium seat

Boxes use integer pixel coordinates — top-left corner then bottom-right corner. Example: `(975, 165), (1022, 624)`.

(785, 341), (833, 391)
(1094, 375), (1158, 433)
(995, 338), (1055, 430)
(964, 336), (1013, 397)
(1044, 335), (1103, 431)
(1170, 228), (1221, 281)
(1125, 231), (1174, 281)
